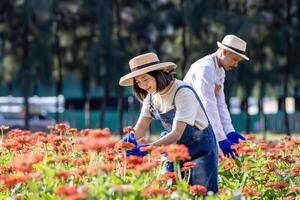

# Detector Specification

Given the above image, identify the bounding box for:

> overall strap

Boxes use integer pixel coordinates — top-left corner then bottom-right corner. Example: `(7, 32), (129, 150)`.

(149, 94), (156, 118)
(172, 85), (211, 124)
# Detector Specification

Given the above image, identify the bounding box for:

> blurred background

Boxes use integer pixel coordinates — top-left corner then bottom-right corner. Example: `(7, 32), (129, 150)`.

(0, 0), (299, 136)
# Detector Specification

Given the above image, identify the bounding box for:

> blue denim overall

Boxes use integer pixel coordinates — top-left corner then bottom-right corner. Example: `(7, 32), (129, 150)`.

(150, 85), (218, 193)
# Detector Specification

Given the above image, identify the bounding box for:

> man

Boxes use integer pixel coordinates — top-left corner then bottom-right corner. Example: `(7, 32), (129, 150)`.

(183, 34), (249, 159)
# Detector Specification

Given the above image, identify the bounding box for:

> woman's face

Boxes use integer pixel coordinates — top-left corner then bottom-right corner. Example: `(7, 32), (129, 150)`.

(135, 74), (157, 94)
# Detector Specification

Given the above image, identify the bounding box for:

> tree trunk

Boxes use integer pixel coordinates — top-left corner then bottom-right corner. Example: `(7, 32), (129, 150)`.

(84, 96), (91, 128)
(22, 1), (30, 130)
(180, 0), (188, 77)
(54, 13), (62, 124)
(259, 80), (266, 139)
(115, 0), (125, 136)
(283, 0), (292, 136)
(98, 0), (113, 128)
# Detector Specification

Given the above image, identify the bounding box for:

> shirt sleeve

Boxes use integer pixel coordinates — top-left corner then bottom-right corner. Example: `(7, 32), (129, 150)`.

(173, 88), (198, 126)
(191, 65), (227, 142)
(216, 84), (235, 134)
(140, 95), (152, 118)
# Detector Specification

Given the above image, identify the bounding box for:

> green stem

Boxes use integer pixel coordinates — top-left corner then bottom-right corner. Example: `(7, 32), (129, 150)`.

(123, 151), (127, 179)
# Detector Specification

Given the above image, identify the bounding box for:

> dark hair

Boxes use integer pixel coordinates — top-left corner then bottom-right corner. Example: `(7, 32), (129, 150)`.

(133, 70), (174, 102)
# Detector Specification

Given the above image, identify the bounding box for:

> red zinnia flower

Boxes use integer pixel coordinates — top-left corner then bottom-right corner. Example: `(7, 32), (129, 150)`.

(166, 144), (190, 162)
(56, 185), (87, 200)
(55, 169), (73, 180)
(289, 186), (300, 192)
(266, 181), (288, 189)
(67, 128), (78, 136)
(242, 186), (260, 196)
(245, 134), (256, 140)
(123, 126), (135, 133)
(188, 185), (207, 196)
(54, 123), (70, 132)
(115, 141), (135, 149)
(143, 186), (169, 197)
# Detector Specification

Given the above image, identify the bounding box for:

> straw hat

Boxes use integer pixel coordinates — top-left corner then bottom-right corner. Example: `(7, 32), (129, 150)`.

(217, 34), (249, 60)
(119, 53), (177, 86)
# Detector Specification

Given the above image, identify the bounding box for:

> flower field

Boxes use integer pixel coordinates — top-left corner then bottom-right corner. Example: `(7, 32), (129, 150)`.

(0, 124), (299, 200)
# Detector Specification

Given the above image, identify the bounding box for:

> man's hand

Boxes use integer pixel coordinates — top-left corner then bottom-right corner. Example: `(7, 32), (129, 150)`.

(227, 131), (246, 144)
(218, 139), (238, 159)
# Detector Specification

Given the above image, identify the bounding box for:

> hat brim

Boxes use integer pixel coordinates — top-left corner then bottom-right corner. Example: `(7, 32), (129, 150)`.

(217, 42), (249, 61)
(119, 62), (177, 86)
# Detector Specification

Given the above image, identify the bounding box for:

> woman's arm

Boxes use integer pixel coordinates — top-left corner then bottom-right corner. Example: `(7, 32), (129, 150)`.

(134, 116), (152, 140)
(149, 120), (187, 146)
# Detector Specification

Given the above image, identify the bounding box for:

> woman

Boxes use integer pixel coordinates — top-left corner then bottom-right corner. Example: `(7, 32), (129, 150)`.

(119, 52), (218, 193)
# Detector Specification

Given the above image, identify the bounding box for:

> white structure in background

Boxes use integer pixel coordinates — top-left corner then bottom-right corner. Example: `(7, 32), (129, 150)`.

(229, 97), (259, 115)
(262, 97), (278, 114)
(230, 96), (295, 115)
(0, 95), (65, 131)
(0, 95), (65, 114)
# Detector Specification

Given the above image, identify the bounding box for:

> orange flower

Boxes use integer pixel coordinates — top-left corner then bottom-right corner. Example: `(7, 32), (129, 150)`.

(261, 160), (278, 173)
(54, 123), (70, 132)
(282, 196), (296, 200)
(0, 174), (28, 189)
(66, 128), (78, 136)
(80, 129), (92, 136)
(136, 161), (159, 173)
(101, 163), (116, 173)
(143, 186), (170, 197)
(164, 172), (176, 179)
(289, 186), (300, 192)
(123, 126), (135, 133)
(188, 185), (207, 196)
(183, 161), (196, 168)
(242, 186), (260, 196)
(87, 129), (110, 138)
(126, 156), (144, 169)
(140, 145), (155, 152)
(55, 169), (73, 180)
(166, 144), (190, 162)
(11, 153), (43, 173)
(78, 138), (110, 152)
(115, 141), (135, 149)
(245, 134), (256, 140)
(266, 181), (288, 189)
(87, 164), (101, 176)
(56, 185), (87, 200)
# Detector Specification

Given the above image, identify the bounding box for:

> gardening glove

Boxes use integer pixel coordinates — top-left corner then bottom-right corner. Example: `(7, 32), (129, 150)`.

(121, 133), (137, 146)
(219, 139), (238, 159)
(227, 131), (246, 144)
(126, 144), (149, 157)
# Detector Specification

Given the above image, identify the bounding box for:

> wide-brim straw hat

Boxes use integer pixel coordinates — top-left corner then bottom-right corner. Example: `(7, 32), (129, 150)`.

(217, 34), (249, 60)
(119, 52), (177, 86)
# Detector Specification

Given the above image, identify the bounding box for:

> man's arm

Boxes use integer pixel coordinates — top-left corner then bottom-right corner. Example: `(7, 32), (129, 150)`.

(216, 84), (235, 134)
(191, 66), (227, 142)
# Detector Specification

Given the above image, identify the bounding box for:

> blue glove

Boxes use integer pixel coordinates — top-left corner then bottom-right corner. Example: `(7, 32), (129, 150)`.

(121, 133), (137, 146)
(126, 144), (149, 157)
(227, 131), (246, 144)
(219, 139), (238, 159)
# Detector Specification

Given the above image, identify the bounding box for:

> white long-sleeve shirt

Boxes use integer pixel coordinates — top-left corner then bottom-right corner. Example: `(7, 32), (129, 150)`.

(183, 54), (235, 142)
